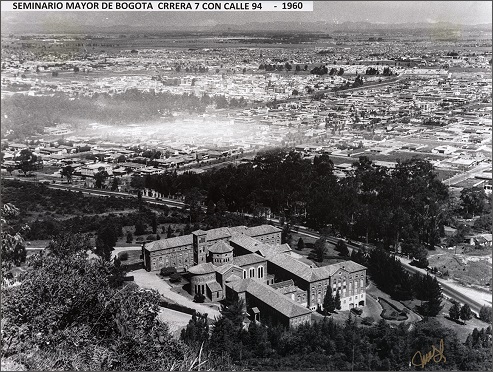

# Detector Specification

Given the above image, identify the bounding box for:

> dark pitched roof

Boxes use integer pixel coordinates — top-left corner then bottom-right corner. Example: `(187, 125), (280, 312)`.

(188, 262), (216, 275)
(233, 253), (266, 267)
(207, 281), (223, 293)
(206, 227), (233, 241)
(227, 278), (312, 319)
(245, 224), (281, 237)
(208, 240), (234, 254)
(145, 235), (192, 252)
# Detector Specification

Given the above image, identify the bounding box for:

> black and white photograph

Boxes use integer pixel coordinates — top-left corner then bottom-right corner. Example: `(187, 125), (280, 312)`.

(1, 1), (492, 370)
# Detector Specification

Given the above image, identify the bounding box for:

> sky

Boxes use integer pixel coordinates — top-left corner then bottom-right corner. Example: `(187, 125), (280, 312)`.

(1, 1), (492, 33)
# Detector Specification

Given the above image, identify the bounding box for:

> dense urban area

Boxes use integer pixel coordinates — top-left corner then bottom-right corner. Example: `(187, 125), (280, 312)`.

(1, 22), (492, 371)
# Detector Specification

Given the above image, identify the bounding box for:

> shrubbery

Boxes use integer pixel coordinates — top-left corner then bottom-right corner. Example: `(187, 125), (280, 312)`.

(160, 266), (177, 276)
(119, 252), (129, 261)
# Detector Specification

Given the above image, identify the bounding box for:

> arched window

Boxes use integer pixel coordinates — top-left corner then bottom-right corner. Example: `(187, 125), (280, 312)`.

(258, 266), (263, 278)
(243, 270), (247, 279)
(249, 268), (255, 277)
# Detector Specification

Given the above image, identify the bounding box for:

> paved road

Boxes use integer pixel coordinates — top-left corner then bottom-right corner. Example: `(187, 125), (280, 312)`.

(395, 257), (490, 315)
(443, 162), (491, 186)
(130, 269), (221, 319)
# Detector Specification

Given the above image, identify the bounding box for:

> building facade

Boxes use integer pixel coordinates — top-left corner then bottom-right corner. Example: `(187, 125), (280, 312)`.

(144, 224), (367, 327)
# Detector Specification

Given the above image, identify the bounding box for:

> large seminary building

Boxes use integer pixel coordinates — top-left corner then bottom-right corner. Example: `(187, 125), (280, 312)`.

(143, 225), (366, 327)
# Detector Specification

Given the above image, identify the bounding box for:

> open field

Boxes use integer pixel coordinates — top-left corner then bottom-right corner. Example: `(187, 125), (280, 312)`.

(428, 248), (492, 288)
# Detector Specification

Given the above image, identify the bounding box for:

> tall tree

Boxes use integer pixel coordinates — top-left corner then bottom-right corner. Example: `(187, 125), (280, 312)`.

(95, 223), (118, 261)
(449, 300), (461, 321)
(460, 304), (473, 323)
(311, 237), (328, 262)
(46, 232), (92, 258)
(16, 148), (41, 176)
(323, 286), (336, 315)
(460, 187), (487, 217)
(61, 164), (74, 183)
(94, 167), (109, 189)
(1, 203), (28, 271)
(335, 290), (341, 310)
(297, 237), (305, 251)
(180, 312), (209, 350)
(479, 305), (492, 323)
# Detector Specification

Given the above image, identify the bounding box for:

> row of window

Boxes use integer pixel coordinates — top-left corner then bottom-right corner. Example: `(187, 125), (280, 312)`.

(242, 265), (264, 279)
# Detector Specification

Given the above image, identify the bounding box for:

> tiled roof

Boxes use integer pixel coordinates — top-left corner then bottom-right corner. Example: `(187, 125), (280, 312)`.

(267, 253), (314, 282)
(225, 274), (241, 283)
(229, 234), (286, 258)
(145, 235), (192, 252)
(229, 226), (249, 235)
(233, 253), (266, 267)
(312, 260), (366, 280)
(270, 279), (295, 290)
(214, 263), (235, 275)
(229, 234), (265, 253)
(208, 240), (234, 254)
(227, 278), (311, 319)
(206, 227), (233, 241)
(245, 224), (281, 237)
(188, 262), (216, 275)
(268, 252), (366, 283)
(207, 281), (223, 293)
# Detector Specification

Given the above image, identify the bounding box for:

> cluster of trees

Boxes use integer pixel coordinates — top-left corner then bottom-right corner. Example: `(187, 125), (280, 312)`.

(449, 301), (473, 324)
(174, 64), (209, 73)
(365, 67), (394, 76)
(13, 149), (44, 175)
(367, 248), (443, 316)
(310, 66), (345, 76)
(180, 298), (492, 371)
(259, 63), (293, 72)
(458, 186), (490, 219)
(1, 236), (200, 370)
(310, 65), (329, 75)
(137, 151), (450, 257)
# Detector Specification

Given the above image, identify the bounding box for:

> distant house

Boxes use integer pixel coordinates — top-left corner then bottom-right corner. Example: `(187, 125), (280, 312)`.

(465, 234), (493, 247)
(80, 163), (113, 177)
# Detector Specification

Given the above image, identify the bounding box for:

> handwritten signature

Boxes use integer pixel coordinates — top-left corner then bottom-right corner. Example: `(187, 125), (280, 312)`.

(411, 339), (447, 368)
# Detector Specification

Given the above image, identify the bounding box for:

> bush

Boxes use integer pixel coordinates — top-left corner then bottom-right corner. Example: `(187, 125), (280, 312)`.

(194, 293), (205, 303)
(361, 316), (374, 325)
(119, 251), (129, 261)
(160, 266), (177, 276)
(479, 305), (492, 323)
(169, 273), (182, 283)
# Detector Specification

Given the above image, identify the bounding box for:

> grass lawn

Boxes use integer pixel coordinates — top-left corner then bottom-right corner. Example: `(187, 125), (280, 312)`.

(25, 239), (51, 248)
(436, 298), (491, 343)
(117, 250), (142, 262)
(289, 233), (348, 266)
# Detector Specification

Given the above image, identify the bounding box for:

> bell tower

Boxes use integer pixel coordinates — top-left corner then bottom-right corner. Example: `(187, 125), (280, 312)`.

(192, 230), (207, 265)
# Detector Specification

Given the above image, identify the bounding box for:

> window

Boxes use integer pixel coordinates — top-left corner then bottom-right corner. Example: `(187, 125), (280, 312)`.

(249, 268), (255, 277)
(243, 270), (247, 279)
(258, 266), (263, 278)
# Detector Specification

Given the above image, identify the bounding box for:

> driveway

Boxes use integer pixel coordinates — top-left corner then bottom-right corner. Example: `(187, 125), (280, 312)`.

(129, 269), (221, 319)
(361, 293), (383, 321)
(157, 308), (193, 338)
